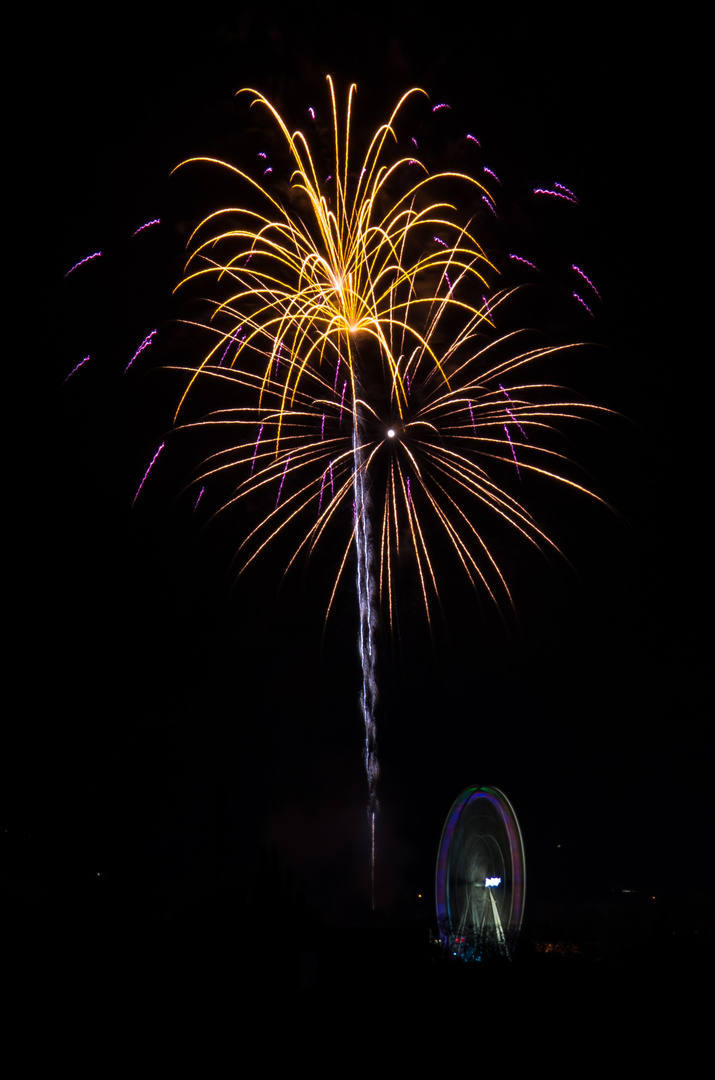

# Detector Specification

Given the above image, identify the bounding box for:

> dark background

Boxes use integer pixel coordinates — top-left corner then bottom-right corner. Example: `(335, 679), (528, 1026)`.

(8, 7), (708, 983)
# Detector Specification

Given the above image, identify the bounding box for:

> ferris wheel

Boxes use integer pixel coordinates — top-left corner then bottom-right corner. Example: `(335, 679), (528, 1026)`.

(435, 786), (526, 961)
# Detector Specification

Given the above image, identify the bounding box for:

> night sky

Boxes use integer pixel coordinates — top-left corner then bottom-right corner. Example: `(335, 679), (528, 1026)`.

(10, 8), (708, 977)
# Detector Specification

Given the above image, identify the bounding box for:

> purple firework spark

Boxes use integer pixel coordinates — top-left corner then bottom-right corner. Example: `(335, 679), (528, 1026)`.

(131, 219), (160, 236)
(124, 329), (157, 373)
(504, 425), (521, 477)
(65, 251), (101, 277)
(533, 187), (578, 203)
(555, 181), (579, 202)
(64, 355), (90, 383)
(275, 455), (290, 507)
(509, 254), (539, 271)
(482, 194), (497, 218)
(133, 443), (165, 506)
(572, 264), (602, 301)
(573, 292), (595, 316)
(251, 424), (264, 473)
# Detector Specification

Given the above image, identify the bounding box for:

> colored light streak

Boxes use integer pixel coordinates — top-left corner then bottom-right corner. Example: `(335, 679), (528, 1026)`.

(533, 187), (578, 203)
(573, 292), (595, 316)
(250, 424), (264, 472)
(133, 442), (165, 506)
(65, 251), (101, 277)
(509, 254), (539, 271)
(499, 384), (528, 439)
(64, 355), (90, 383)
(482, 194), (497, 217)
(131, 219), (160, 236)
(572, 264), (602, 300)
(555, 181), (579, 202)
(275, 455), (290, 507)
(504, 424), (521, 477)
(124, 329), (157, 373)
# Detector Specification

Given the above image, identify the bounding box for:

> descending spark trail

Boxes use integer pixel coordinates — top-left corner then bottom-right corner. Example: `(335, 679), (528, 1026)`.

(572, 264), (602, 300)
(509, 254), (539, 271)
(65, 251), (101, 276)
(165, 77), (605, 903)
(533, 187), (578, 203)
(573, 291), (595, 316)
(504, 424), (521, 477)
(132, 219), (161, 236)
(133, 442), (165, 506)
(64, 355), (90, 383)
(125, 329), (157, 373)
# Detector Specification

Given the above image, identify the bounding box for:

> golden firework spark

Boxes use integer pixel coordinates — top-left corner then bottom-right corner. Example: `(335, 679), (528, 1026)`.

(169, 76), (603, 625)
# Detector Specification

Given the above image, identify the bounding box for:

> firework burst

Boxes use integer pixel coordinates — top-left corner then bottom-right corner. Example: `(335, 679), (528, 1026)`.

(168, 77), (604, 901)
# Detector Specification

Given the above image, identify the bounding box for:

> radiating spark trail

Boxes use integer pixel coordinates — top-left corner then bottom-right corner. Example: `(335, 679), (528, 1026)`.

(131, 219), (160, 236)
(555, 181), (579, 202)
(499, 384), (528, 439)
(251, 424), (264, 472)
(194, 486), (205, 510)
(65, 251), (101, 277)
(64, 355), (90, 383)
(509, 253), (539, 271)
(133, 442), (165, 506)
(124, 329), (157, 373)
(504, 425), (521, 477)
(482, 194), (498, 217)
(572, 264), (602, 300)
(573, 291), (595, 316)
(533, 187), (578, 203)
(276, 455), (290, 507)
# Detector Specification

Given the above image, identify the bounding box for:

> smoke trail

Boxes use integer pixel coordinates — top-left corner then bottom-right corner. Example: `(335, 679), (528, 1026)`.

(350, 364), (379, 907)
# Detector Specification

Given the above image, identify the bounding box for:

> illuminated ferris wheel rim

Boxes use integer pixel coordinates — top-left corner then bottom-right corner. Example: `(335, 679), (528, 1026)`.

(435, 785), (526, 955)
